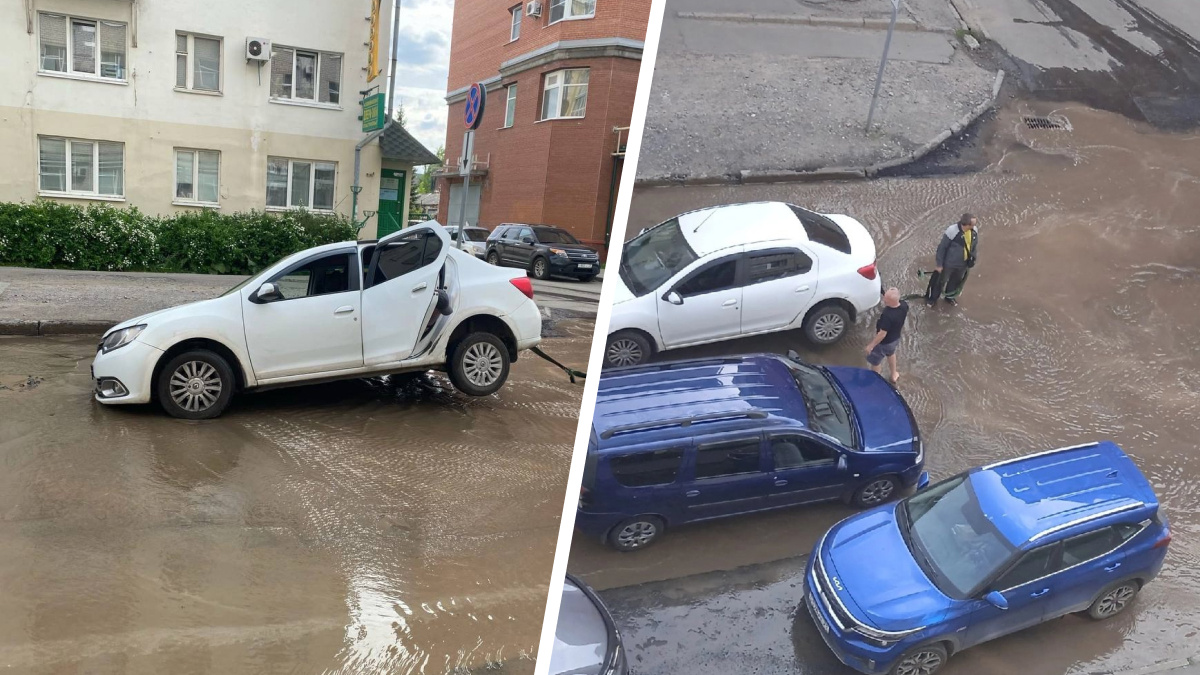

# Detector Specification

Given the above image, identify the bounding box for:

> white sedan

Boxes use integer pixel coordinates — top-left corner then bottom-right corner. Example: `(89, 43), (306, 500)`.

(91, 223), (542, 419)
(604, 201), (881, 368)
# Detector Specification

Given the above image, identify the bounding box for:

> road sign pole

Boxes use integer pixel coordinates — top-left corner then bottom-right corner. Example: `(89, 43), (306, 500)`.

(866, 0), (900, 133)
(455, 129), (474, 250)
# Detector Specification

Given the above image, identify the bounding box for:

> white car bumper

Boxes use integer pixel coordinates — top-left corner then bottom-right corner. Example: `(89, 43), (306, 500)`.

(510, 299), (543, 351)
(91, 340), (162, 405)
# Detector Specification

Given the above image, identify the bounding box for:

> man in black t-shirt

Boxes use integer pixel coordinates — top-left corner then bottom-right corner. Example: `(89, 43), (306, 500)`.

(864, 287), (908, 384)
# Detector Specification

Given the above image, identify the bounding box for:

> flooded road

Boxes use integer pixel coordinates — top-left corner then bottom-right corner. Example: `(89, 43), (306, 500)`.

(571, 104), (1200, 674)
(0, 320), (593, 674)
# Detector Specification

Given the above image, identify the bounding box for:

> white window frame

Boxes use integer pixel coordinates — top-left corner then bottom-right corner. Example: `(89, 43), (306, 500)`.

(266, 157), (337, 212)
(503, 84), (518, 128)
(270, 46), (342, 108)
(548, 0), (596, 24)
(175, 32), (223, 94)
(540, 68), (589, 120)
(174, 149), (221, 207)
(37, 13), (128, 83)
(509, 5), (522, 41)
(37, 136), (125, 200)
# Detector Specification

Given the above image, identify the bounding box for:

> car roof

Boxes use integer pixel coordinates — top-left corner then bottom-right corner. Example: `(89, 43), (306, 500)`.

(970, 441), (1159, 547)
(677, 202), (808, 256)
(592, 355), (810, 452)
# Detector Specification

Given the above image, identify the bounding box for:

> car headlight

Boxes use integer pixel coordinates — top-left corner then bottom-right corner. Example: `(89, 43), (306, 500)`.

(101, 324), (146, 353)
(549, 248), (568, 257)
(854, 623), (923, 648)
(915, 440), (924, 464)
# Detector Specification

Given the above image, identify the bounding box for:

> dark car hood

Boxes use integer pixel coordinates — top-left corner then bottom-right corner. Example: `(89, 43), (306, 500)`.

(823, 506), (953, 632)
(825, 366), (917, 453)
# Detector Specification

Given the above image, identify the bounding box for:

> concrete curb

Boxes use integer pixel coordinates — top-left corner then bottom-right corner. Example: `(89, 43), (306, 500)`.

(0, 319), (113, 337)
(634, 69), (1005, 188)
(946, 0), (991, 40)
(675, 11), (949, 33)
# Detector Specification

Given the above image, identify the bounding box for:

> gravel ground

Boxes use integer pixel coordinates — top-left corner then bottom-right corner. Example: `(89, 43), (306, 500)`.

(637, 51), (997, 179)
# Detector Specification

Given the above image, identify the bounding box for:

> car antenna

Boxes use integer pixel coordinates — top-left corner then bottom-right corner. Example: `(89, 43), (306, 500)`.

(692, 211), (717, 233)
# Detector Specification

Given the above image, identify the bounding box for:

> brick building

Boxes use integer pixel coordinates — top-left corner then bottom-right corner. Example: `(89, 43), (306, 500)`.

(437, 0), (649, 256)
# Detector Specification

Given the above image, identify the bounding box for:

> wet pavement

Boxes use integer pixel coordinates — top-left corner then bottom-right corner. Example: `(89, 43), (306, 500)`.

(0, 320), (593, 674)
(571, 104), (1200, 674)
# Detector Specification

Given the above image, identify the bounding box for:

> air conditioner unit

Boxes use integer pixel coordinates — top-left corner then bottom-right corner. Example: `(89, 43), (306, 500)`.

(526, 1), (542, 18)
(246, 37), (272, 62)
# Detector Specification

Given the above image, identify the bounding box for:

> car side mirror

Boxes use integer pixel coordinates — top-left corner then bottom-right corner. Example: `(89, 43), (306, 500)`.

(984, 591), (1009, 610)
(254, 282), (281, 303)
(664, 291), (683, 306)
(787, 349), (801, 361)
(836, 455), (848, 471)
(521, 236), (534, 244)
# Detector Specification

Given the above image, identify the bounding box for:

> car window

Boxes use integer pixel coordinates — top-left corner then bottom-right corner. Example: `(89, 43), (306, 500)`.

(517, 227), (534, 242)
(1114, 522), (1143, 542)
(619, 218), (700, 296)
(676, 258), (737, 297)
(789, 205), (852, 254)
(994, 544), (1057, 590)
(534, 227), (580, 244)
(770, 435), (836, 469)
(608, 448), (685, 487)
(372, 230), (440, 286)
(490, 227), (508, 241)
(694, 439), (762, 479)
(464, 228), (490, 242)
(747, 249), (813, 284)
(271, 252), (353, 300)
(1061, 528), (1119, 567)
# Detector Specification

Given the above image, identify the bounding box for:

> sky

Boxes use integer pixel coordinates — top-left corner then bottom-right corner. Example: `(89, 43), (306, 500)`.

(388, 0), (454, 163)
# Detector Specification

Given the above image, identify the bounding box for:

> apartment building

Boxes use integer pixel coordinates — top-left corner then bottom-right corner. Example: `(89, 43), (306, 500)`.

(437, 0), (649, 255)
(0, 0), (439, 239)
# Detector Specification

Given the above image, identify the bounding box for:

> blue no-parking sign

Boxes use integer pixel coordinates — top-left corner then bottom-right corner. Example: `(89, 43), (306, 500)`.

(464, 83), (486, 130)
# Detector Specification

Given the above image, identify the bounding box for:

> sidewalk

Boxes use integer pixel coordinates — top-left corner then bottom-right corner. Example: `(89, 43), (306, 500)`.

(0, 266), (599, 336)
(637, 0), (1002, 184)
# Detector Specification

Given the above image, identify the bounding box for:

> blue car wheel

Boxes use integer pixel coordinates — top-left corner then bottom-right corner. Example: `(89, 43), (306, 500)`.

(890, 642), (947, 675)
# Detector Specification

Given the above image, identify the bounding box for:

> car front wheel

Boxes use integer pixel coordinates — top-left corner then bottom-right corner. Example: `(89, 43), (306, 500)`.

(605, 331), (651, 368)
(889, 643), (947, 675)
(486, 250), (500, 266)
(804, 304), (850, 345)
(156, 350), (235, 420)
(532, 256), (551, 280)
(852, 475), (899, 508)
(448, 332), (511, 396)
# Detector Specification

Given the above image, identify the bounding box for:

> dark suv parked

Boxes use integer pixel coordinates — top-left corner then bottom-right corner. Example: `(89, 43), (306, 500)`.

(485, 224), (601, 281)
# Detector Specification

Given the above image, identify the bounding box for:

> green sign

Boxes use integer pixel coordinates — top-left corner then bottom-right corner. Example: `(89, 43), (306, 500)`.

(361, 93), (386, 132)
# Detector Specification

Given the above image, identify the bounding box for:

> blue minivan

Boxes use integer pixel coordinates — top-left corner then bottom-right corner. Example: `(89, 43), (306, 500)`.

(806, 441), (1171, 675)
(577, 353), (928, 551)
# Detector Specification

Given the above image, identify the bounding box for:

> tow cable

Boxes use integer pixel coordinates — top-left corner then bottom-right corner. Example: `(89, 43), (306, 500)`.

(530, 346), (587, 384)
(901, 268), (970, 303)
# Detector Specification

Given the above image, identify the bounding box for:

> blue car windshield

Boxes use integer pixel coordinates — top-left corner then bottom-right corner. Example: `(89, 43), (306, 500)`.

(787, 361), (857, 449)
(901, 475), (1015, 598)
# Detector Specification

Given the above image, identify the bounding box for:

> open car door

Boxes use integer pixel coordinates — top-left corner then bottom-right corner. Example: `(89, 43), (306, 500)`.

(361, 224), (452, 366)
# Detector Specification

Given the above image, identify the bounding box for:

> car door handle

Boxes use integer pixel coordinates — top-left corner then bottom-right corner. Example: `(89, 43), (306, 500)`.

(412, 282), (428, 293)
(1105, 563), (1122, 572)
(685, 490), (700, 498)
(1030, 588), (1050, 598)
(334, 306), (355, 315)
(775, 479), (788, 486)
(722, 299), (737, 307)
(796, 285), (810, 292)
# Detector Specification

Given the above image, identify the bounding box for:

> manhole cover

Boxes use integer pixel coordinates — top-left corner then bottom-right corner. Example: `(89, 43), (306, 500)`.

(1022, 115), (1072, 130)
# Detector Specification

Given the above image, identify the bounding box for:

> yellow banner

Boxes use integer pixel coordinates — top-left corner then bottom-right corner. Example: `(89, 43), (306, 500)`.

(367, 0), (382, 82)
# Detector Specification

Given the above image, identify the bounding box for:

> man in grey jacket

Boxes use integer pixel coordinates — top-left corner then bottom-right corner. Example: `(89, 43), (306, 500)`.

(928, 213), (978, 306)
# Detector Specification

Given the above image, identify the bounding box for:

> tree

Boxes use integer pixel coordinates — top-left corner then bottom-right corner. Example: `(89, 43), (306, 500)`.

(416, 146), (444, 194)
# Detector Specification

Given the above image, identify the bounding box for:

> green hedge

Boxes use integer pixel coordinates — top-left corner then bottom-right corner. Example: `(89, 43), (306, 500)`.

(0, 201), (358, 275)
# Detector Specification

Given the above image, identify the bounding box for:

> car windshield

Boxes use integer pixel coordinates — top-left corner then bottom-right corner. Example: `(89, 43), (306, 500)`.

(463, 228), (489, 242)
(619, 218), (699, 296)
(533, 227), (580, 244)
(899, 475), (1015, 598)
(218, 253), (291, 297)
(786, 360), (857, 449)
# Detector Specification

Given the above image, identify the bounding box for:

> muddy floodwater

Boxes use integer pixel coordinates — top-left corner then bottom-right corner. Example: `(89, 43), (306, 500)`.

(571, 105), (1200, 674)
(0, 320), (592, 674)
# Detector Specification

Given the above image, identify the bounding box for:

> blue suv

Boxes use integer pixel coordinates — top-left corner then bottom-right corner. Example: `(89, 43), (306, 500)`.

(577, 353), (928, 551)
(806, 441), (1171, 675)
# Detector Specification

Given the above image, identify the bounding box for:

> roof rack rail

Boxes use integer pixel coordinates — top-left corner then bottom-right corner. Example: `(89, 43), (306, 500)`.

(981, 441), (1102, 471)
(599, 410), (768, 440)
(1027, 501), (1144, 543)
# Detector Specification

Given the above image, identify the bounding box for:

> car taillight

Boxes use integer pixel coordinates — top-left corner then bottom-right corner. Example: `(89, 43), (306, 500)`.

(1153, 531), (1172, 549)
(579, 486), (592, 509)
(857, 262), (878, 280)
(510, 277), (534, 299)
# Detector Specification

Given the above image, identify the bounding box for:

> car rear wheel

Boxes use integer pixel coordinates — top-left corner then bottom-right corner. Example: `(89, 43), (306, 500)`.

(448, 332), (510, 396)
(804, 304), (850, 345)
(486, 250), (500, 266)
(608, 516), (664, 552)
(1088, 580), (1140, 620)
(605, 331), (651, 368)
(532, 256), (551, 280)
(853, 475), (899, 508)
(156, 350), (235, 420)
(890, 643), (947, 675)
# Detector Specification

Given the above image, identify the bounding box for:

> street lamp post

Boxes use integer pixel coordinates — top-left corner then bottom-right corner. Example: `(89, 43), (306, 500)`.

(865, 0), (901, 133)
